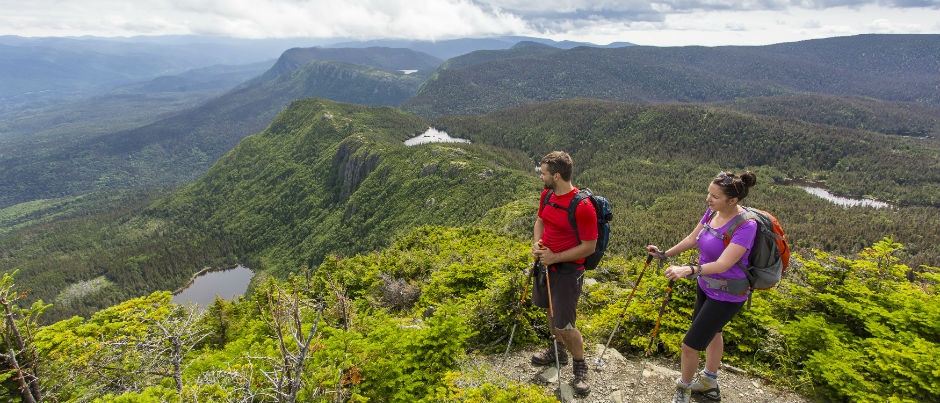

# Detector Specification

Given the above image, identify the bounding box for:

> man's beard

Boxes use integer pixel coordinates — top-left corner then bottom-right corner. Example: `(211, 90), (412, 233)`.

(542, 176), (555, 190)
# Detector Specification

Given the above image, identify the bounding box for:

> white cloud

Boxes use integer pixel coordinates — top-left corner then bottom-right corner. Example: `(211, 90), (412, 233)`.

(555, 4), (939, 46)
(0, 0), (936, 46)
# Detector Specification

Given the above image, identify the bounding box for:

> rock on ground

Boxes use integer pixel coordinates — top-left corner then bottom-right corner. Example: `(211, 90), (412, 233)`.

(466, 343), (812, 403)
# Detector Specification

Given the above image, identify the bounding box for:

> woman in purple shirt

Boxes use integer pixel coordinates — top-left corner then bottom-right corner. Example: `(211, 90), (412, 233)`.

(647, 171), (758, 403)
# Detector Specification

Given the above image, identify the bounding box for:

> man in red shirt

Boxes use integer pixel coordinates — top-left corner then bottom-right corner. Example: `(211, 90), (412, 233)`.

(531, 151), (597, 396)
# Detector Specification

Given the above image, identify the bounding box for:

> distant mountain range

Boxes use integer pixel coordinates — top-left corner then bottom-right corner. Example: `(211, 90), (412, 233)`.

(0, 34), (624, 108)
(0, 34), (937, 211)
(403, 34), (940, 117)
(329, 35), (634, 59)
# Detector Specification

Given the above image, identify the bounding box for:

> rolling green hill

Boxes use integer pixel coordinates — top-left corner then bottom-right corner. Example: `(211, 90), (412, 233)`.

(148, 98), (533, 274)
(3, 98), (938, 325)
(0, 48), (438, 209)
(0, 99), (537, 322)
(715, 94), (940, 137)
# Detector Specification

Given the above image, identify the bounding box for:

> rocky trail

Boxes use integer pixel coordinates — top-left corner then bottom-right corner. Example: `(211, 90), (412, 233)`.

(463, 344), (812, 403)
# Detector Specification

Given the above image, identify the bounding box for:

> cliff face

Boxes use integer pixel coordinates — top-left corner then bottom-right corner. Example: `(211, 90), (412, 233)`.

(333, 138), (381, 202)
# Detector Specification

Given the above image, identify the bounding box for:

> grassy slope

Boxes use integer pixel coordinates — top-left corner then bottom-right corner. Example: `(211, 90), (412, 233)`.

(4, 98), (939, 323)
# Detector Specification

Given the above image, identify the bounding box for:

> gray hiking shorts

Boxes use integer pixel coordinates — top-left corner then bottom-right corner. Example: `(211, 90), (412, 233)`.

(531, 263), (584, 330)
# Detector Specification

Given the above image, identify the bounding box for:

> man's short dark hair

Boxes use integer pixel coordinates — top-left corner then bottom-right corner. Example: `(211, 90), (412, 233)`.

(541, 151), (573, 181)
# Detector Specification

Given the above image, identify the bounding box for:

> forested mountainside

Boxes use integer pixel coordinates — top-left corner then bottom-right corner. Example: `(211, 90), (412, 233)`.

(3, 98), (938, 325)
(437, 98), (940, 206)
(402, 34), (940, 118)
(714, 94), (940, 137)
(330, 35), (634, 59)
(0, 48), (436, 209)
(256, 46), (441, 81)
(2, 35), (932, 211)
(1, 97), (938, 402)
(433, 41), (566, 70)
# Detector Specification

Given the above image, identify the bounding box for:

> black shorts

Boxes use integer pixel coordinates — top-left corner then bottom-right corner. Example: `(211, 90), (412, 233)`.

(531, 263), (583, 330)
(683, 284), (745, 351)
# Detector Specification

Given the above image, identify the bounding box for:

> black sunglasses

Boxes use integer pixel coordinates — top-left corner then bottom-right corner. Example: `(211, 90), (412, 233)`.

(716, 171), (742, 195)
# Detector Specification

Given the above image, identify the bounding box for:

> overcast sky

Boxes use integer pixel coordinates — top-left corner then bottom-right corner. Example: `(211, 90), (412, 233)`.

(1, 0), (937, 46)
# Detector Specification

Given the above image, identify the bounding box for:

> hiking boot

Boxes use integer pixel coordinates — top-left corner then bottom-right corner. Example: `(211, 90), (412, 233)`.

(691, 370), (721, 401)
(671, 378), (692, 403)
(571, 359), (590, 396)
(530, 341), (568, 366)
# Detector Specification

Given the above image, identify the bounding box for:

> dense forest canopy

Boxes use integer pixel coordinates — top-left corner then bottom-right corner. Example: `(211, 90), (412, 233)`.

(2, 97), (938, 321)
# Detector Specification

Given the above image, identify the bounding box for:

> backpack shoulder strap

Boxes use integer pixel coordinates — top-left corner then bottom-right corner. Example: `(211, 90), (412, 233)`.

(566, 190), (589, 243)
(724, 208), (760, 272)
(539, 189), (554, 215)
(721, 208), (757, 247)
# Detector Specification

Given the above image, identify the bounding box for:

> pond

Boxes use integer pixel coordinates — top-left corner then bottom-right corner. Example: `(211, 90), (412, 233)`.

(404, 127), (471, 146)
(793, 184), (892, 209)
(171, 265), (254, 307)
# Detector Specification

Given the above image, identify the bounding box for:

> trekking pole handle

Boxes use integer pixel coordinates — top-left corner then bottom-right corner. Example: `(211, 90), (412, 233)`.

(534, 240), (545, 258)
(647, 246), (666, 261)
(533, 240), (547, 267)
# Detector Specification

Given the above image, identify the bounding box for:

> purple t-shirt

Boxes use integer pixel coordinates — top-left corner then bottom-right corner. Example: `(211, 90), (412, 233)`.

(696, 208), (758, 302)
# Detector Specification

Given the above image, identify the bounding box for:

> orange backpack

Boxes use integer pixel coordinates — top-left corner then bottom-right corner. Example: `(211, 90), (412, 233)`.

(713, 207), (790, 290)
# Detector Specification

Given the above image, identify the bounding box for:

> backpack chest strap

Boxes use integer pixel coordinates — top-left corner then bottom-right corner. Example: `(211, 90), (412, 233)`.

(541, 189), (588, 243)
(708, 210), (752, 245)
(708, 210), (756, 271)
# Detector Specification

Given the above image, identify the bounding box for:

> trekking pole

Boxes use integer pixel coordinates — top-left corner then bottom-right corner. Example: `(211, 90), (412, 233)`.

(595, 253), (654, 367)
(632, 255), (671, 402)
(543, 260), (563, 393)
(644, 278), (674, 356)
(503, 261), (533, 360)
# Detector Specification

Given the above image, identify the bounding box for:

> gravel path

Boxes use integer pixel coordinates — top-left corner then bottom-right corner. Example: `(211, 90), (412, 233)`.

(469, 343), (812, 403)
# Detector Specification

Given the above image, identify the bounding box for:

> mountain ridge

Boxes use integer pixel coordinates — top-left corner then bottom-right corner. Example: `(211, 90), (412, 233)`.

(0, 47), (435, 208)
(5, 97), (938, 324)
(2, 34), (935, 210)
(403, 34), (940, 117)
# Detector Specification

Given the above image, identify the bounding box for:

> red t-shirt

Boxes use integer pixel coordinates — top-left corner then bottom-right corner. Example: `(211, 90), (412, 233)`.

(538, 188), (599, 265)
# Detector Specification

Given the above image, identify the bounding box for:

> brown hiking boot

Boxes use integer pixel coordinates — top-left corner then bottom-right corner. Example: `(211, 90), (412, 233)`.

(571, 359), (590, 396)
(530, 341), (568, 366)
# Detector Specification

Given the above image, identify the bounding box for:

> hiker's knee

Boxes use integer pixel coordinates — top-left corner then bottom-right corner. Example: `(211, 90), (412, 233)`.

(556, 327), (583, 343)
(555, 326), (579, 337)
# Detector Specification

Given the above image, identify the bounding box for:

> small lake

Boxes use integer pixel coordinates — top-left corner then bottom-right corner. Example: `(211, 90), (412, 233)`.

(404, 127), (470, 146)
(171, 265), (254, 307)
(794, 185), (892, 209)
